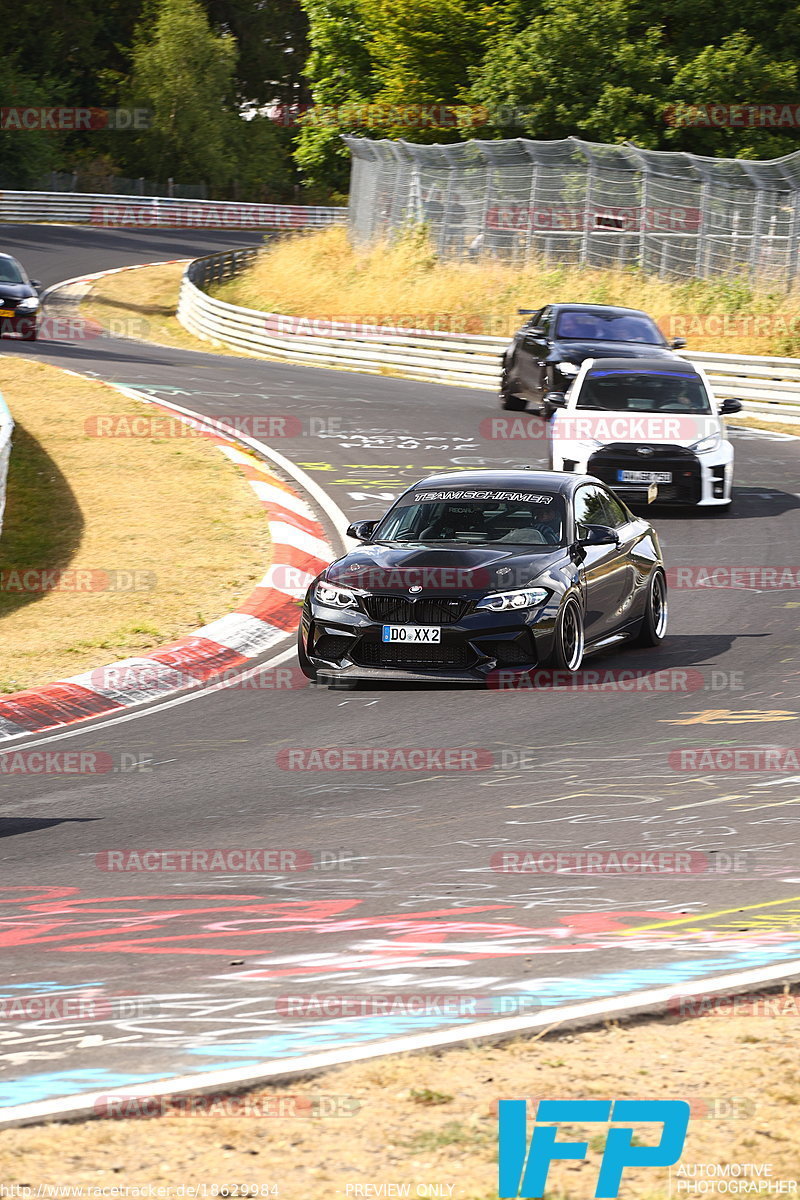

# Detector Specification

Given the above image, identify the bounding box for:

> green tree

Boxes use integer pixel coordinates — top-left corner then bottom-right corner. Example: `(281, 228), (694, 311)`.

(666, 32), (798, 157)
(294, 0), (375, 195)
(469, 0), (673, 146)
(128, 0), (239, 186)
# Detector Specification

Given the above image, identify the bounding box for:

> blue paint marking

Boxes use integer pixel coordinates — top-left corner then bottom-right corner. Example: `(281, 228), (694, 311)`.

(186, 942), (800, 1064)
(0, 1069), (166, 1108)
(0, 981), (105, 995)
(188, 1012), (465, 1060)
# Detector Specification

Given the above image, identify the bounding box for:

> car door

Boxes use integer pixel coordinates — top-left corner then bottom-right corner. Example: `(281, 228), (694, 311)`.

(573, 484), (632, 641)
(518, 306), (552, 400)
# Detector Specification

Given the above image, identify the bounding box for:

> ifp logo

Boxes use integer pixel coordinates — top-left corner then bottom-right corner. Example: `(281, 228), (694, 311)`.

(498, 1099), (690, 1198)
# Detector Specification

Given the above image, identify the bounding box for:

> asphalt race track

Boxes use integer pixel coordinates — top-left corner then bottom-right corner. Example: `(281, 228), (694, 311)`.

(0, 226), (799, 1112)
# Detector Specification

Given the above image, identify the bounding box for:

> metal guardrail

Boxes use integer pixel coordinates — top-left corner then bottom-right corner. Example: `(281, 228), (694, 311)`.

(0, 392), (14, 537)
(176, 250), (800, 423)
(0, 190), (347, 229)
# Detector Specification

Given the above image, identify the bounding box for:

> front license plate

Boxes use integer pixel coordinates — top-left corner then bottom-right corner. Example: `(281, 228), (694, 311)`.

(382, 625), (441, 643)
(0, 309), (15, 319)
(617, 469), (672, 484)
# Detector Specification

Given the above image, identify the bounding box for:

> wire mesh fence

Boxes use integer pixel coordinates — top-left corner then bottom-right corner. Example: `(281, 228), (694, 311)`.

(344, 136), (800, 287)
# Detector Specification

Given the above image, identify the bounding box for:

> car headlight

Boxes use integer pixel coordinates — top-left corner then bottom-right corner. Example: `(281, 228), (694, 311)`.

(15, 297), (40, 313)
(556, 362), (580, 377)
(314, 581), (359, 609)
(476, 587), (549, 612)
(690, 432), (722, 453)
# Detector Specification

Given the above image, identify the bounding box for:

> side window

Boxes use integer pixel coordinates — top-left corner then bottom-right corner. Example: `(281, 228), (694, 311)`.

(538, 306), (552, 336)
(573, 485), (608, 536)
(597, 489), (630, 529)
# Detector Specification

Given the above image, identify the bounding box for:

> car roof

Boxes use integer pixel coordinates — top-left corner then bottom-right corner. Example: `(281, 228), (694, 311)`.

(404, 470), (578, 496)
(584, 356), (699, 374)
(549, 303), (655, 318)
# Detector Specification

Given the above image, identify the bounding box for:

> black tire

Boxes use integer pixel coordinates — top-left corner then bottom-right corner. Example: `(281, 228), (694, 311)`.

(634, 569), (668, 647)
(500, 392), (527, 411)
(297, 629), (317, 681)
(548, 597), (585, 671)
(500, 365), (527, 411)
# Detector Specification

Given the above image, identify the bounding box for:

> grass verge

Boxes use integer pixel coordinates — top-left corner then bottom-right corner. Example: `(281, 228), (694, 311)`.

(0, 358), (269, 692)
(214, 226), (800, 358)
(1, 988), (799, 1196)
(78, 262), (243, 355)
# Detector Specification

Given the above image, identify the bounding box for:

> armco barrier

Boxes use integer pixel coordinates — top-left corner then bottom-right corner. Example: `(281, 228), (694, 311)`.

(0, 190), (346, 229)
(0, 392), (13, 537)
(177, 250), (800, 423)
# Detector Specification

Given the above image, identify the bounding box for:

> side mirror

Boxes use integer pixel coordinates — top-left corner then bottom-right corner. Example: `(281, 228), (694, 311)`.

(671, 337), (686, 349)
(578, 524), (620, 547)
(525, 326), (545, 338)
(346, 520), (378, 541)
(719, 397), (742, 414)
(544, 390), (567, 408)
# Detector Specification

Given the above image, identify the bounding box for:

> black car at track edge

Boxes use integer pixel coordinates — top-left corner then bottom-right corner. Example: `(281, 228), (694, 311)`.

(501, 302), (685, 415)
(298, 470), (667, 685)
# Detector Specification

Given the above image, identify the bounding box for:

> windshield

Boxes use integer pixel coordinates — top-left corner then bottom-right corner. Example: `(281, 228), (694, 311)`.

(556, 310), (663, 344)
(576, 370), (712, 413)
(373, 490), (566, 546)
(0, 257), (26, 285)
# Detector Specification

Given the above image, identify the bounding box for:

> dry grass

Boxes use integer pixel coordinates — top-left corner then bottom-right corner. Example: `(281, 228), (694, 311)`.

(78, 262), (240, 354)
(214, 225), (800, 357)
(1, 994), (799, 1197)
(0, 358), (269, 692)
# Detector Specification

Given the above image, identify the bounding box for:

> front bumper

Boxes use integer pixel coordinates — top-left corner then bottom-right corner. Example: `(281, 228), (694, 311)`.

(0, 310), (37, 338)
(554, 442), (733, 506)
(301, 595), (559, 682)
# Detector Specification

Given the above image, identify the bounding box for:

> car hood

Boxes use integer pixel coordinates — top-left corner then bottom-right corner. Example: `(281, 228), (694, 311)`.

(551, 341), (674, 362)
(0, 283), (35, 303)
(552, 409), (721, 448)
(325, 543), (567, 594)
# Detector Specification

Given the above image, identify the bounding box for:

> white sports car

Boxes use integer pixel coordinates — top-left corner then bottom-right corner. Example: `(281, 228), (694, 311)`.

(547, 357), (742, 508)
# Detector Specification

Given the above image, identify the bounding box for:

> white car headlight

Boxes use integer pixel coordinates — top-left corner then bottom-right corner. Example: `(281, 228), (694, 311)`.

(314, 581), (359, 609)
(15, 297), (40, 313)
(557, 362), (580, 377)
(690, 432), (722, 453)
(476, 587), (549, 613)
